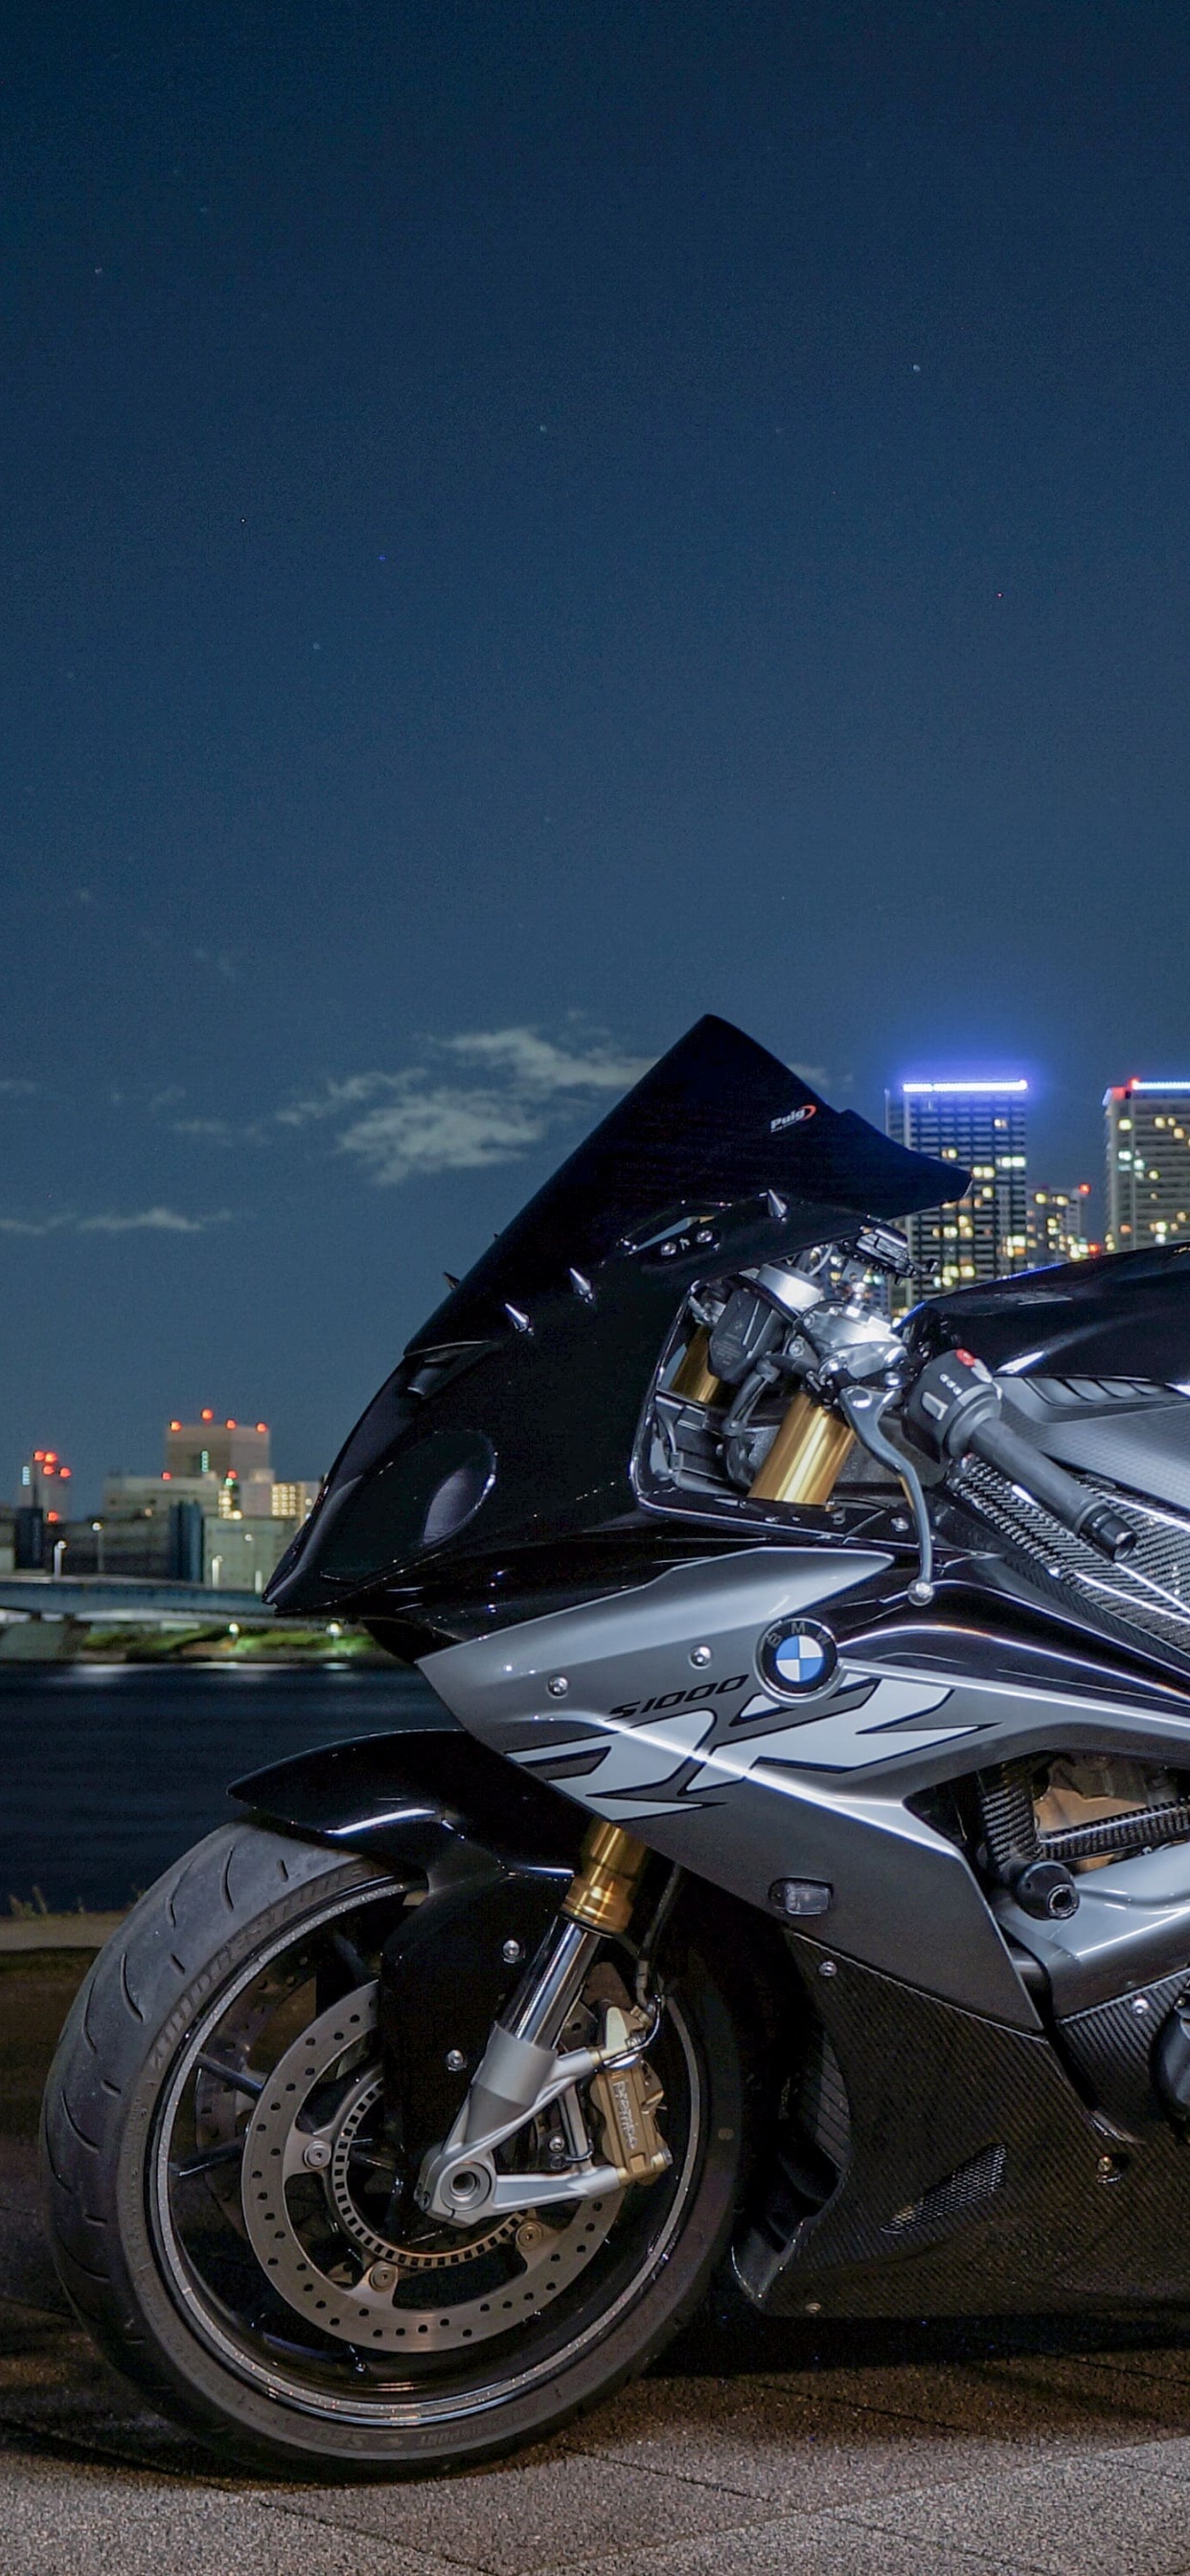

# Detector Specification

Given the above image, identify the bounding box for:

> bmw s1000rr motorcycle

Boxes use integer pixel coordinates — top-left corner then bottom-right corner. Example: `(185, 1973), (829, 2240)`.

(42, 1016), (1190, 2473)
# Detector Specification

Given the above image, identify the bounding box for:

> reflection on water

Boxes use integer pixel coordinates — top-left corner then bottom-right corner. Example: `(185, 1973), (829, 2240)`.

(1, 1662), (450, 1912)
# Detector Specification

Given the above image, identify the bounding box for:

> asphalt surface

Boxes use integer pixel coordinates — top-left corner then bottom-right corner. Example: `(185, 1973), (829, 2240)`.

(12, 1955), (1190, 2570)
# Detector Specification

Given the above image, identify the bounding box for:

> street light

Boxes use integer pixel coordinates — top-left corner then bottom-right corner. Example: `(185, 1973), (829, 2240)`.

(91, 1520), (103, 1576)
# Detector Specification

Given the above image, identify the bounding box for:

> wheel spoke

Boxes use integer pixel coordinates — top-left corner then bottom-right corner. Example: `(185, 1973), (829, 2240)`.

(330, 1930), (372, 1990)
(348, 2146), (399, 2176)
(195, 2051), (265, 2097)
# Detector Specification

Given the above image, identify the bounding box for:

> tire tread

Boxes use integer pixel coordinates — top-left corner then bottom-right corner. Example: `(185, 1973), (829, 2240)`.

(41, 1823), (378, 2395)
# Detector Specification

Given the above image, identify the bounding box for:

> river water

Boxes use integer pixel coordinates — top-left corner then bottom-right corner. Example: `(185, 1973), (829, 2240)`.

(1, 1663), (452, 1911)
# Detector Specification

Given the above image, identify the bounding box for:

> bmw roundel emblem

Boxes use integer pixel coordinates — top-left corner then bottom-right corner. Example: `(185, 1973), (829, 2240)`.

(758, 1617), (838, 1698)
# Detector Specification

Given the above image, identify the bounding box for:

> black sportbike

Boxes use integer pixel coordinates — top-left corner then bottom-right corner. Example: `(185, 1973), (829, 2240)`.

(42, 1016), (1190, 2472)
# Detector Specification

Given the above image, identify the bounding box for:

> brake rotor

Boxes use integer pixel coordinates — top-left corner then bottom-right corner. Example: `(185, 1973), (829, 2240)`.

(240, 1983), (621, 2353)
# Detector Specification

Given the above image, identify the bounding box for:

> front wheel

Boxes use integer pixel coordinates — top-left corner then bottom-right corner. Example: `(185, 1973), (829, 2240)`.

(41, 1823), (744, 2475)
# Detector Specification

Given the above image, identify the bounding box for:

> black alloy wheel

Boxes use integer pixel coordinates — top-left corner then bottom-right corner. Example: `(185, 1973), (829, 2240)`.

(41, 1822), (744, 2474)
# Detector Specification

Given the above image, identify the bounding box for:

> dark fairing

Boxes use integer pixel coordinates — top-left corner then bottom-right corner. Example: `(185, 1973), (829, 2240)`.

(740, 1938), (1190, 2318)
(267, 1016), (963, 1616)
(905, 1241), (1190, 1381)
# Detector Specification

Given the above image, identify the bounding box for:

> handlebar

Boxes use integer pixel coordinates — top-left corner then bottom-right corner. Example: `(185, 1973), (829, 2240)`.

(904, 1351), (1136, 1563)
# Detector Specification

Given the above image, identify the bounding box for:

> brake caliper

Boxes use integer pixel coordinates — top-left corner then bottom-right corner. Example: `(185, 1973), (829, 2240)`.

(588, 2003), (671, 2186)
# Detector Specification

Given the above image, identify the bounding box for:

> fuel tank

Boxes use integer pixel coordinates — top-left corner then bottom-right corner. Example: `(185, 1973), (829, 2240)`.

(906, 1243), (1190, 1388)
(908, 1247), (1190, 1670)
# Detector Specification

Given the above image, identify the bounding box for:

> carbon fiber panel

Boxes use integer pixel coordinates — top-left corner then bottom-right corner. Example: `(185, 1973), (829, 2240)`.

(956, 1457), (1190, 1665)
(1060, 1966), (1190, 2135)
(739, 1942), (1190, 2318)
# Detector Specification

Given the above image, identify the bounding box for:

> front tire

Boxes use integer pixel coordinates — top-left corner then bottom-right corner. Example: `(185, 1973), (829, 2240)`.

(40, 1823), (744, 2475)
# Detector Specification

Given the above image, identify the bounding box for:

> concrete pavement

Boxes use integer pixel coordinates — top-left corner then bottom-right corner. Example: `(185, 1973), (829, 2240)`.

(11, 1949), (1190, 2572)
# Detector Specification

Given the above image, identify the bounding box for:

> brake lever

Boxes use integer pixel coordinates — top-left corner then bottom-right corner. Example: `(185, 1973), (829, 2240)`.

(835, 1384), (935, 1605)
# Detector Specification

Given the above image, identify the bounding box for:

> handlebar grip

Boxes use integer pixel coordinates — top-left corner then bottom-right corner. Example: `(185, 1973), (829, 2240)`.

(965, 1414), (1135, 1561)
(904, 1350), (1136, 1563)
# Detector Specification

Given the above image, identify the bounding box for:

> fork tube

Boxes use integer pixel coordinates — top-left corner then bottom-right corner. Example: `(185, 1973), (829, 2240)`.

(500, 1822), (650, 2050)
(502, 1919), (601, 2049)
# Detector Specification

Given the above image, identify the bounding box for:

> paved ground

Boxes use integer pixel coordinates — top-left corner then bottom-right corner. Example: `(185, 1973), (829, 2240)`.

(12, 1955), (1190, 2572)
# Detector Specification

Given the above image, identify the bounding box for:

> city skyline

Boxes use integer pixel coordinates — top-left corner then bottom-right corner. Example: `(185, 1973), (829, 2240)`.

(12, 1045), (1188, 1513)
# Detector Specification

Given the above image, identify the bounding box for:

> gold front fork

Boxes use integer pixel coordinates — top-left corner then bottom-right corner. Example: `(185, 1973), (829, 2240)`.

(563, 1823), (670, 2186)
(748, 1391), (856, 1506)
(562, 1821), (650, 1935)
(672, 1322), (855, 1507)
(669, 1324), (722, 1408)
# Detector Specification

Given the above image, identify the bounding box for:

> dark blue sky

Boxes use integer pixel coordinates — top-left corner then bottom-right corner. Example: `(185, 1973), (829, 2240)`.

(4, 2), (1190, 1505)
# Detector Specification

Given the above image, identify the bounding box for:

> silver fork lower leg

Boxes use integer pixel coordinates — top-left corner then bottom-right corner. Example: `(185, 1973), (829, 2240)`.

(458, 1918), (600, 2142)
(460, 1821), (652, 2141)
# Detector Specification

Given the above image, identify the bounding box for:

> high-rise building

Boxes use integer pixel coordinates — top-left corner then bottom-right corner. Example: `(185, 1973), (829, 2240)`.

(1104, 1082), (1190, 1252)
(885, 1078), (1029, 1293)
(166, 1413), (271, 1482)
(165, 1414), (273, 1518)
(16, 1448), (75, 1514)
(271, 1480), (321, 1523)
(1025, 1184), (1095, 1267)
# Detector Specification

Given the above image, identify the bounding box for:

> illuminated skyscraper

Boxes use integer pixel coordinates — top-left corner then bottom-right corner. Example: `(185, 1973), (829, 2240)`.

(1025, 1184), (1095, 1266)
(884, 1078), (1029, 1292)
(1105, 1081), (1190, 1251)
(271, 1480), (321, 1523)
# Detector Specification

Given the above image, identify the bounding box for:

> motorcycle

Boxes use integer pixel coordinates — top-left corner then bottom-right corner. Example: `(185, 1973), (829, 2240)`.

(41, 1013), (1190, 2474)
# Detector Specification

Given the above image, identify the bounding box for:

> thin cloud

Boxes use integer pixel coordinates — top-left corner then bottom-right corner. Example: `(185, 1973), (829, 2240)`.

(0, 1207), (234, 1238)
(77, 1206), (234, 1234)
(0, 1079), (39, 1098)
(323, 1025), (655, 1186)
(338, 1083), (551, 1184)
(439, 1028), (653, 1093)
(274, 1074), (386, 1130)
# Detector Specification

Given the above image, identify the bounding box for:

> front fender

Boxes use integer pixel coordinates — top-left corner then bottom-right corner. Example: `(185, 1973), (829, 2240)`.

(233, 1725), (586, 2188)
(229, 1722), (583, 1880)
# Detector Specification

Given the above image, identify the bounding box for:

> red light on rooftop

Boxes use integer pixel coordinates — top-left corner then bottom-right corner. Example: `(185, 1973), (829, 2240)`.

(1079, 1184), (1091, 1195)
(169, 1419), (181, 1431)
(45, 1452), (57, 1464)
(162, 1471), (172, 1482)
(58, 1467), (71, 1480)
(34, 1451), (45, 1462)
(256, 1422), (267, 1434)
(226, 1418), (237, 1429)
(46, 1510), (59, 1525)
(200, 1409), (214, 1422)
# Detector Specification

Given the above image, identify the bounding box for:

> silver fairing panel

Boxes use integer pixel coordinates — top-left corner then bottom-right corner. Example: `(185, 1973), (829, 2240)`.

(423, 1548), (1190, 2033)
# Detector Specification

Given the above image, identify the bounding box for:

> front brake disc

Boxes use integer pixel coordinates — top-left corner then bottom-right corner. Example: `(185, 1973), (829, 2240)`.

(240, 1983), (620, 2352)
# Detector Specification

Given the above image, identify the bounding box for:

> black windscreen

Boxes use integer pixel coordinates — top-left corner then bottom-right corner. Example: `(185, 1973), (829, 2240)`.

(410, 1014), (964, 1348)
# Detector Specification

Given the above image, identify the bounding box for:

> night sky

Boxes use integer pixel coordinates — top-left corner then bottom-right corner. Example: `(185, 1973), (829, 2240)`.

(5, 3), (1190, 1505)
